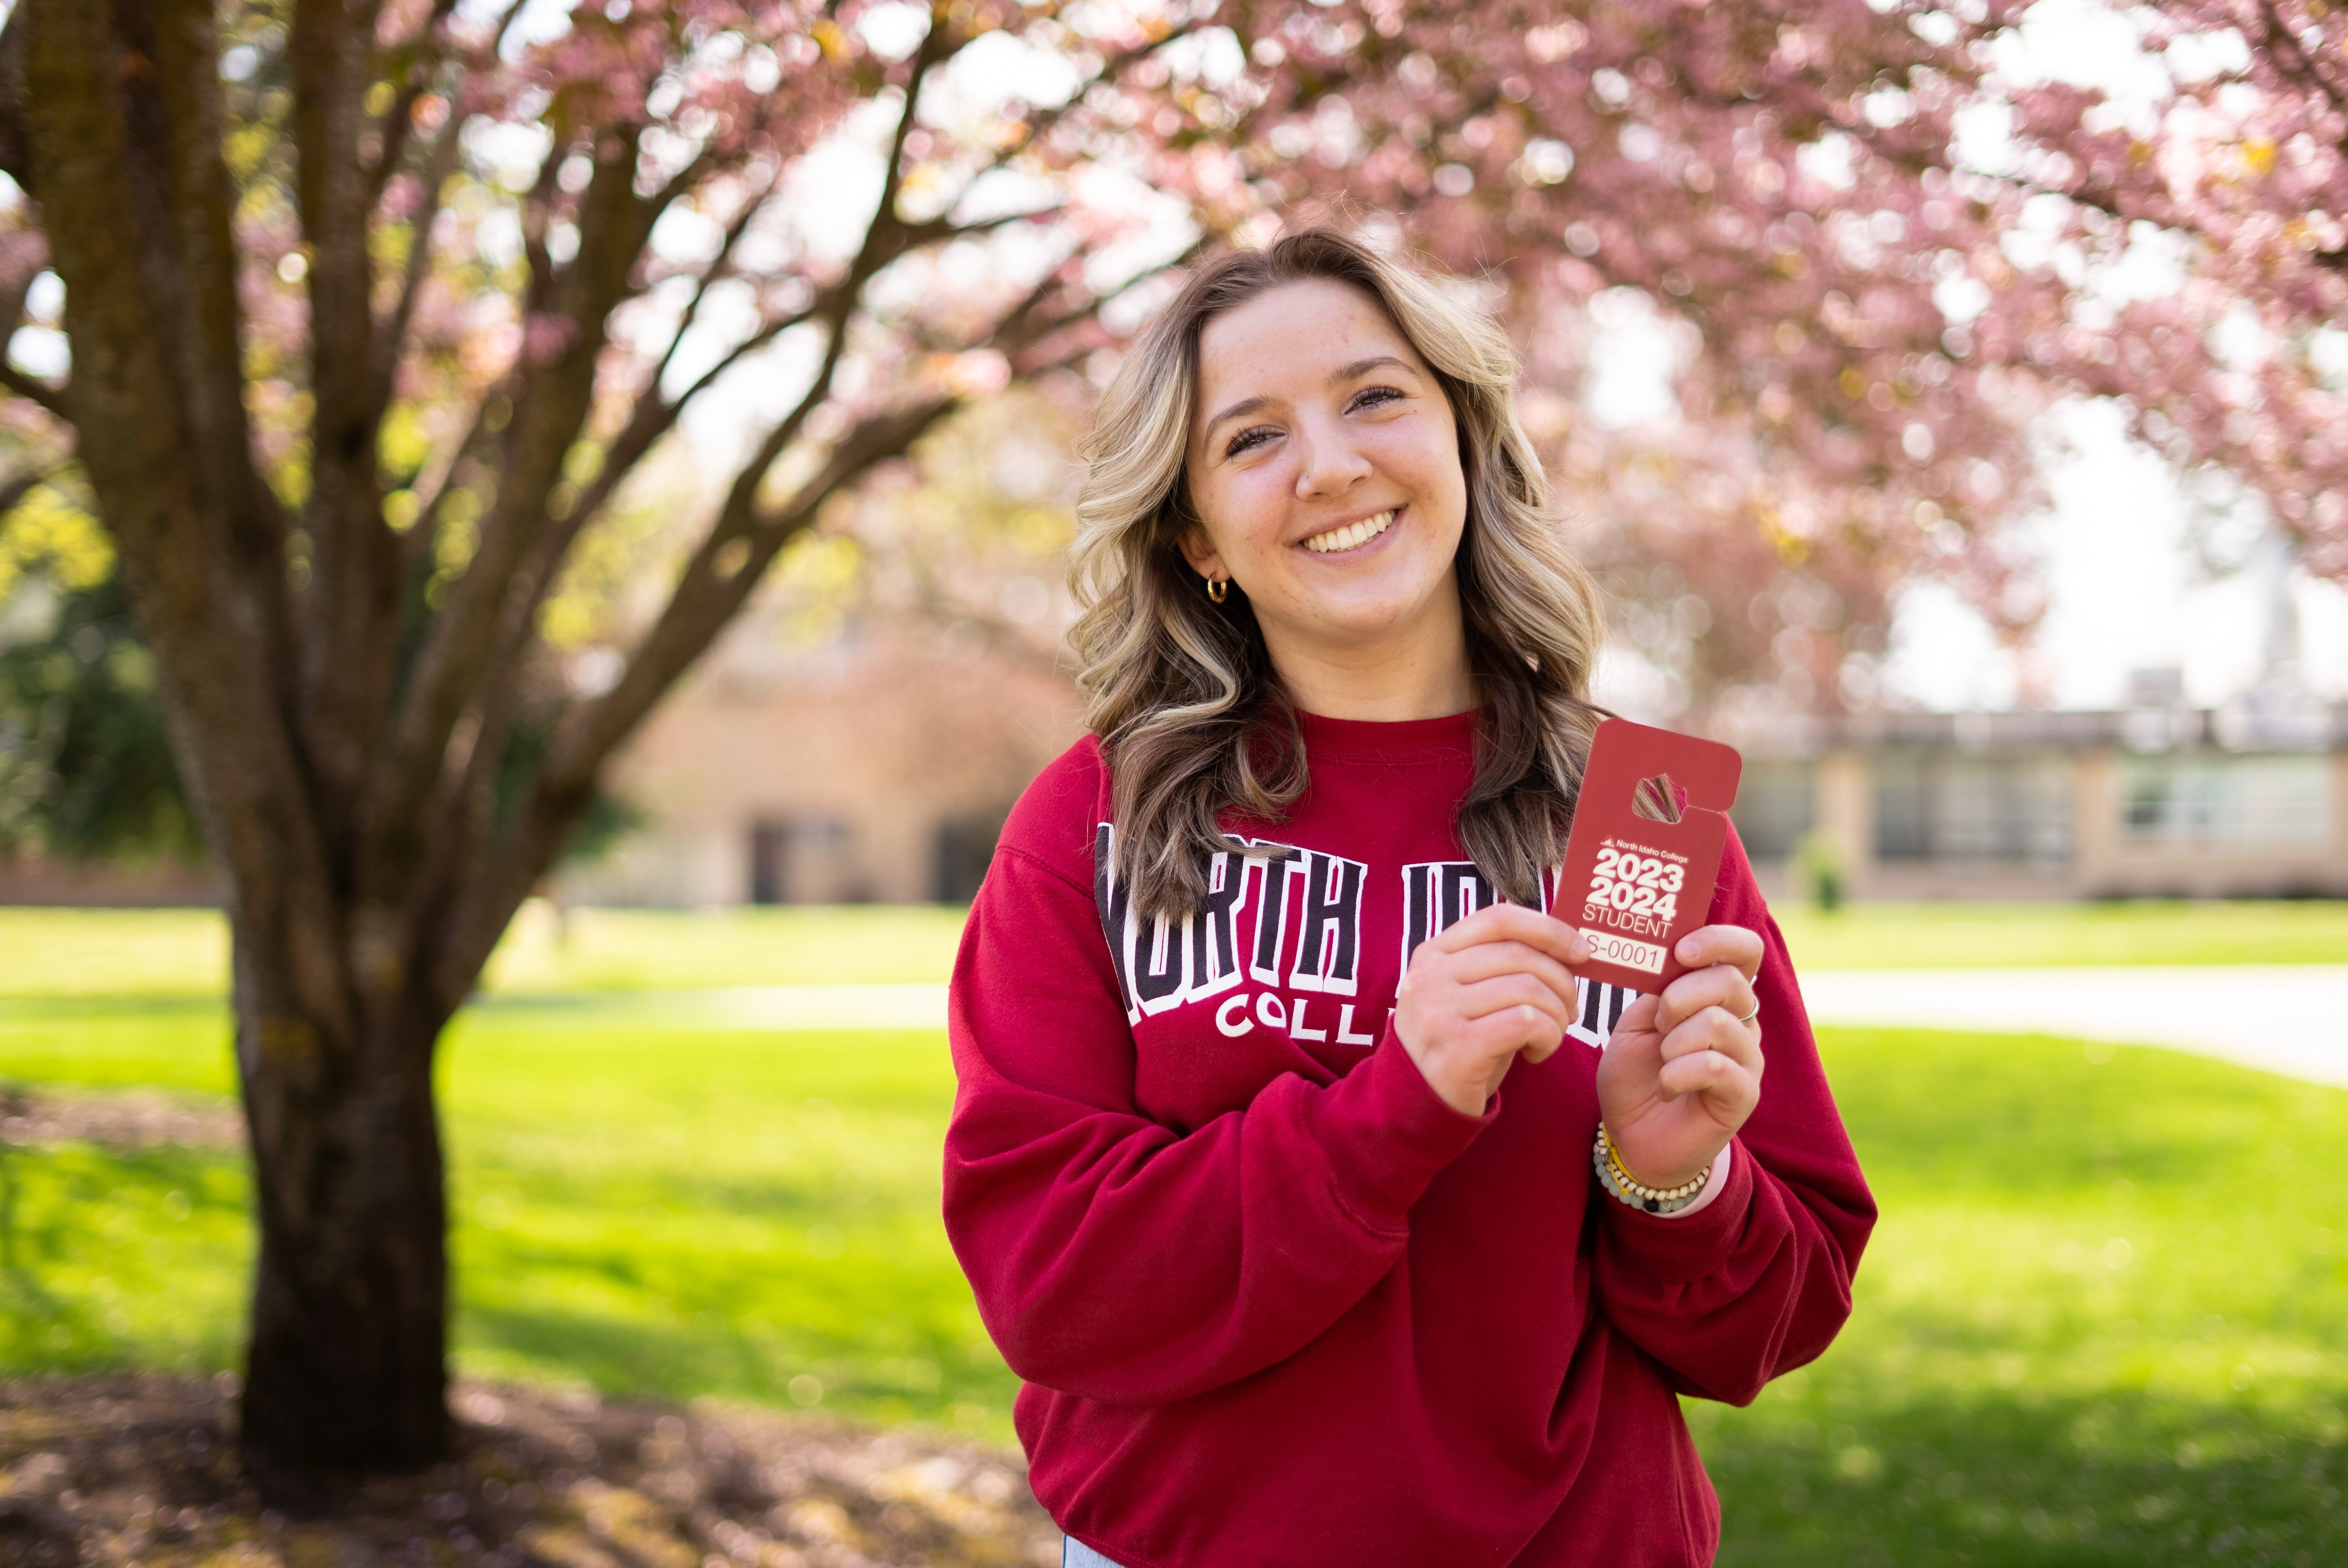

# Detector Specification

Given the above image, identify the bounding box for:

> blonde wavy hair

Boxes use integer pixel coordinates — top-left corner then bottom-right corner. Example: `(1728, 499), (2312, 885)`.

(1068, 228), (1606, 919)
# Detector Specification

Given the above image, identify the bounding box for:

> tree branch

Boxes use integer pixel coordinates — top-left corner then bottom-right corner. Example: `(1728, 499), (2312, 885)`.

(456, 7), (1098, 762)
(418, 3), (1003, 970)
(2253, 0), (2348, 104)
(291, 0), (409, 823)
(0, 364), (68, 421)
(405, 11), (1150, 978)
(0, 455), (67, 517)
(358, 123), (654, 898)
(632, 163), (783, 393)
(0, 234), (49, 341)
(559, 302), (815, 534)
(431, 395), (956, 1009)
(402, 238), (822, 861)
(368, 14), (972, 884)
(574, 395), (959, 778)
(398, 390), (496, 573)
(491, 0), (538, 65)
(861, 3), (956, 272)
(451, 1), (1059, 682)
(142, 0), (300, 683)
(414, 292), (855, 906)
(367, 115), (462, 421)
(365, 0), (462, 205)
(517, 129), (574, 308)
(0, 7), (27, 189)
(474, 180), (1051, 714)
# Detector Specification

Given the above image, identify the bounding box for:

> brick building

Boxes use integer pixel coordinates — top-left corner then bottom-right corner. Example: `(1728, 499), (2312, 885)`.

(1727, 693), (2348, 900)
(555, 617), (1084, 909)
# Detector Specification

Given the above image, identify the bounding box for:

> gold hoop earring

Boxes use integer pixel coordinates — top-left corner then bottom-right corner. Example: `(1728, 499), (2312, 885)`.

(1206, 576), (1229, 604)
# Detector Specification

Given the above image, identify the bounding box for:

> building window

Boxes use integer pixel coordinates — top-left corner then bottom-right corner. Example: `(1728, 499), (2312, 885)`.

(1873, 750), (2073, 865)
(1728, 760), (1817, 860)
(749, 821), (787, 905)
(934, 811), (1009, 905)
(748, 816), (853, 904)
(2122, 754), (2331, 845)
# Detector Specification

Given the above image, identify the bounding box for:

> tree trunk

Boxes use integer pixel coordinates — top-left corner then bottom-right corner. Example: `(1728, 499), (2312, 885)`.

(5, 0), (1055, 1482)
(233, 933), (454, 1470)
(6, 0), (451, 1473)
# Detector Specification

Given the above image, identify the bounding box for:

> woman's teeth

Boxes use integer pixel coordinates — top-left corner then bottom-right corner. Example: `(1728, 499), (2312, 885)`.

(1301, 509), (1396, 554)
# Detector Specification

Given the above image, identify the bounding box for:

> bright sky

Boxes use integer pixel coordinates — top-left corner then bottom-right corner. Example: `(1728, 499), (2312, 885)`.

(1882, 401), (2348, 711)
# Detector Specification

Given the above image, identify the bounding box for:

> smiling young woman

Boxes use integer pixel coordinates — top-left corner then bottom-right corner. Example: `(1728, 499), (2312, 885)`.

(942, 230), (1874, 1567)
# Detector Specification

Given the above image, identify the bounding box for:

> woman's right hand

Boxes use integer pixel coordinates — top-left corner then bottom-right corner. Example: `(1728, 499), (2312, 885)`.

(1394, 904), (1591, 1116)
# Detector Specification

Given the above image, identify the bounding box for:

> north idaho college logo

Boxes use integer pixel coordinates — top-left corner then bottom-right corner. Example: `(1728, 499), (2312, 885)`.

(1092, 826), (1639, 1050)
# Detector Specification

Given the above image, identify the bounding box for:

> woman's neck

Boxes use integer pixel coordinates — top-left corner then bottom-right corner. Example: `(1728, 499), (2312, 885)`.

(1263, 587), (1476, 722)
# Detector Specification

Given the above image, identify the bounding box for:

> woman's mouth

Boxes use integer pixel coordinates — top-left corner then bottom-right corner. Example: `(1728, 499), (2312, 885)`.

(1300, 508), (1398, 555)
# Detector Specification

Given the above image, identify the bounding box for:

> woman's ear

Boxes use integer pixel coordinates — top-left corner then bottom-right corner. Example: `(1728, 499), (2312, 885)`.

(1175, 524), (1226, 583)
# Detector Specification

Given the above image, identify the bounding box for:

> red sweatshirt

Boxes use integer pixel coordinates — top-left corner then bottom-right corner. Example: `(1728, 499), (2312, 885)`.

(943, 711), (1874, 1567)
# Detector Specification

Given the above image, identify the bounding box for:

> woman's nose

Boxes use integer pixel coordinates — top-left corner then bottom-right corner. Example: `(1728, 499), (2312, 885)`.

(1291, 421), (1372, 498)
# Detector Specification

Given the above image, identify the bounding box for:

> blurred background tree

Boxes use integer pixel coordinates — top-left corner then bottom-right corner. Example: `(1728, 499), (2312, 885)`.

(0, 579), (203, 863)
(0, 471), (203, 864)
(2005, 0), (2348, 582)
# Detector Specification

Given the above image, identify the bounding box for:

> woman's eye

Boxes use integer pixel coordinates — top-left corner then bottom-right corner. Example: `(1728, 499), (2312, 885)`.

(1350, 385), (1404, 412)
(1224, 426), (1275, 457)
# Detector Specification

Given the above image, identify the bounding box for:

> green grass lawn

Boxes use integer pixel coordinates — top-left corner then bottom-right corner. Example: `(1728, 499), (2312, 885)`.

(1700, 1031), (2348, 1566)
(5, 901), (2348, 1563)
(0, 904), (973, 999)
(0, 895), (2340, 1003)
(0, 1003), (1008, 1436)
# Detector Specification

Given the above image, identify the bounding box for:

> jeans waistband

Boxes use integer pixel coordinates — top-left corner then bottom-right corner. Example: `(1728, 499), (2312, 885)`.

(1063, 1536), (1129, 1568)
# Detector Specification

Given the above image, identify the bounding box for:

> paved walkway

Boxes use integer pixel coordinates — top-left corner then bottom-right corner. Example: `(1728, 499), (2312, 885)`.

(482, 966), (2348, 1088)
(1797, 965), (2348, 1089)
(481, 983), (949, 1031)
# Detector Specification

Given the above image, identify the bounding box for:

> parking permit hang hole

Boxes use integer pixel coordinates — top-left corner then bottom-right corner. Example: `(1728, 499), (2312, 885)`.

(1558, 718), (1743, 992)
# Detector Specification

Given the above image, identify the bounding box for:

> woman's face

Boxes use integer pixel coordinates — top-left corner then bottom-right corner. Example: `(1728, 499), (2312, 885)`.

(1178, 278), (1470, 664)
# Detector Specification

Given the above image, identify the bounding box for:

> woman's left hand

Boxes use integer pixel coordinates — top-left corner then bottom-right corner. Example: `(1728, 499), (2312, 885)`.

(1594, 924), (1766, 1193)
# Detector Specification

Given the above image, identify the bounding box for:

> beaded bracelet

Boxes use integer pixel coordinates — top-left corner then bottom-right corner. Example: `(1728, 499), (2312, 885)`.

(1593, 1125), (1709, 1215)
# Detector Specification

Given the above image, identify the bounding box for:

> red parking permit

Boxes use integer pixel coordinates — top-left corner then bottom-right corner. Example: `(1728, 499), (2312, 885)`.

(1558, 719), (1743, 991)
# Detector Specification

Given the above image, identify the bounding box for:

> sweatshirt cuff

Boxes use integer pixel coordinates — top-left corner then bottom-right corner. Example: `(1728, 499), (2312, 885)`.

(1314, 1025), (1495, 1227)
(1597, 1134), (1757, 1282)
(1652, 1142), (1733, 1220)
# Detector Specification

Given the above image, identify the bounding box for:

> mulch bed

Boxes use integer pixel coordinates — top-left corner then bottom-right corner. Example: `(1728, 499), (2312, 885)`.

(0, 1373), (1062, 1568)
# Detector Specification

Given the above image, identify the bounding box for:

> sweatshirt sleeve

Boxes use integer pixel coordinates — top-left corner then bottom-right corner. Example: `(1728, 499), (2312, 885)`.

(941, 750), (1492, 1406)
(1588, 824), (1878, 1407)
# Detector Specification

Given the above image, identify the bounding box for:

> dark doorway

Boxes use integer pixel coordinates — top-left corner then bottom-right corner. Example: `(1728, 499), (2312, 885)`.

(749, 819), (788, 905)
(934, 811), (1008, 904)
